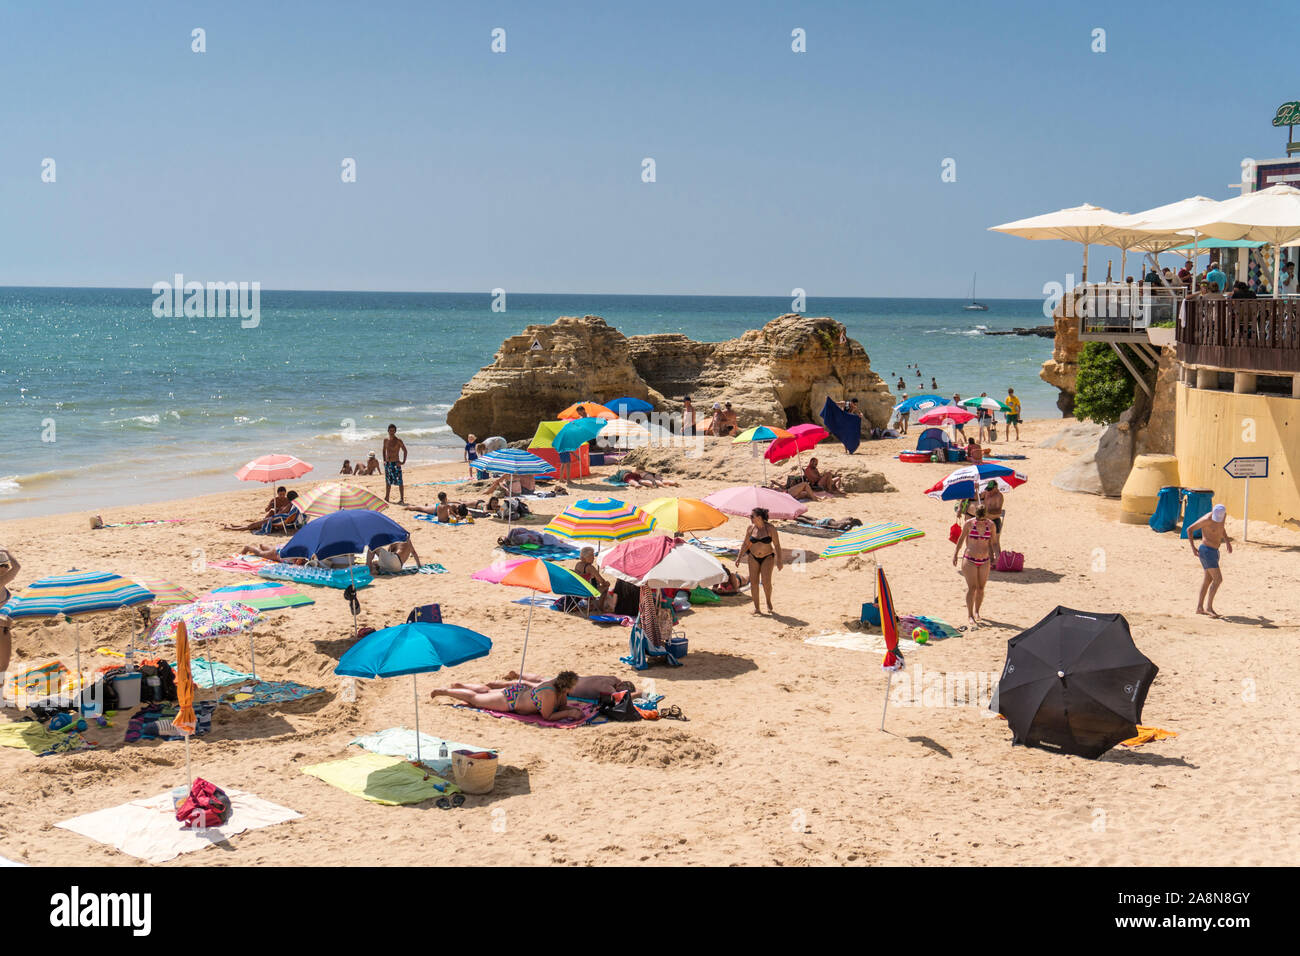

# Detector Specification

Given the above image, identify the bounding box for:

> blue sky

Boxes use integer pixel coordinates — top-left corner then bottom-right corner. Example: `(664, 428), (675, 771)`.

(2, 0), (1296, 297)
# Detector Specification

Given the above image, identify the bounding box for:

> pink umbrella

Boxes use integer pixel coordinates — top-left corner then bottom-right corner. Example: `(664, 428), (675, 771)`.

(235, 454), (314, 483)
(703, 485), (808, 519)
(766, 424), (829, 464)
(599, 535), (678, 580)
(916, 405), (975, 426)
(470, 557), (532, 584)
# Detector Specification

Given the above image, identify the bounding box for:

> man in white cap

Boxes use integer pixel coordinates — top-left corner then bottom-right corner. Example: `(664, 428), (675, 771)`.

(1186, 503), (1232, 618)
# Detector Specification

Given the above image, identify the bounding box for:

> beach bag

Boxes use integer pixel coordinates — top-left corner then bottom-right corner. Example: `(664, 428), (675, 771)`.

(599, 690), (642, 722)
(176, 778), (232, 828)
(154, 660), (178, 702)
(988, 423), (997, 442)
(948, 522), (962, 543)
(995, 550), (1024, 572)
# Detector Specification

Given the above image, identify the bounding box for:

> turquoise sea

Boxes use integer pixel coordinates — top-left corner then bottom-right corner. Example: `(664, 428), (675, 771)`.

(0, 289), (1058, 519)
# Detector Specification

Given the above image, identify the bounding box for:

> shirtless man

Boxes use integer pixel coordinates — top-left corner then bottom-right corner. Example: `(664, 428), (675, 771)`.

(404, 492), (455, 522)
(982, 481), (1005, 535)
(366, 540), (422, 575)
(383, 425), (407, 504)
(1187, 504), (1232, 618)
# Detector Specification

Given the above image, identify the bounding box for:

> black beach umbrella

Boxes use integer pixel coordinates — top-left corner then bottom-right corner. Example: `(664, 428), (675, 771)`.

(993, 606), (1158, 759)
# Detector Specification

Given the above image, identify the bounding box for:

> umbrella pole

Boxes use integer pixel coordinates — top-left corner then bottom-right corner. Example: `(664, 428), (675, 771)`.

(249, 633), (256, 681)
(518, 600), (536, 680)
(349, 564), (358, 640)
(413, 674), (421, 766)
(184, 735), (193, 788)
(880, 670), (894, 731)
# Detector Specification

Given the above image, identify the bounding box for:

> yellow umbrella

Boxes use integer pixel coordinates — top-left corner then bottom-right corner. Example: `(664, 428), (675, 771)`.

(173, 620), (198, 787)
(641, 497), (728, 533)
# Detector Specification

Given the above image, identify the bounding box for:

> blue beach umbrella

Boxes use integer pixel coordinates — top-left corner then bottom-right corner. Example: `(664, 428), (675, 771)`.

(337, 622), (493, 767)
(893, 394), (947, 414)
(280, 508), (409, 561)
(605, 396), (653, 417)
(553, 417), (608, 453)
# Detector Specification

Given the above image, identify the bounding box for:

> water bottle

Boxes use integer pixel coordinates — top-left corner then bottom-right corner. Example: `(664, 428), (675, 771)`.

(438, 741), (448, 760)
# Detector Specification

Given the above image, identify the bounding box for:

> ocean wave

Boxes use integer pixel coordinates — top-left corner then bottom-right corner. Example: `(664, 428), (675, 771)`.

(0, 477), (20, 495)
(312, 424), (451, 442)
(392, 403), (452, 415)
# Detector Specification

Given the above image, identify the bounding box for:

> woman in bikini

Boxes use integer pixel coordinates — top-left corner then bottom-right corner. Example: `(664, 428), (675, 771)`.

(736, 507), (783, 614)
(953, 504), (1000, 627)
(430, 670), (584, 721)
(573, 547), (610, 614)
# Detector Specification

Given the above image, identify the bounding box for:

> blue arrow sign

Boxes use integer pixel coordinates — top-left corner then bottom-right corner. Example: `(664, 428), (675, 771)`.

(1223, 456), (1268, 478)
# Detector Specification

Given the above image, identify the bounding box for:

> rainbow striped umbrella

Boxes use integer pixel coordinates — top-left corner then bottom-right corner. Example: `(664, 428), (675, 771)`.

(200, 580), (314, 611)
(0, 570), (154, 686)
(543, 497), (657, 543)
(295, 482), (388, 517)
(235, 454), (313, 483)
(134, 578), (199, 609)
(821, 522), (926, 559)
(732, 425), (793, 444)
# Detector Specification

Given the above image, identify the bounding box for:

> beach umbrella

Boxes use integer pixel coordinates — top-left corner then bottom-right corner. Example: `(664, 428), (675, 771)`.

(235, 454), (313, 483)
(474, 447), (553, 476)
(598, 537), (727, 589)
(604, 397), (654, 417)
(732, 426), (794, 480)
(596, 417), (655, 449)
(527, 421), (567, 449)
(766, 424), (829, 465)
(553, 417), (607, 454)
(821, 522), (926, 559)
(893, 394), (946, 415)
(135, 578), (198, 609)
(989, 203), (1128, 282)
(336, 622), (493, 767)
(960, 396), (1010, 413)
(173, 620), (198, 787)
(640, 497), (728, 533)
(199, 580), (313, 611)
(544, 497), (657, 543)
(557, 402), (618, 421)
(1103, 196), (1224, 279)
(0, 570), (154, 691)
(151, 601), (263, 681)
(280, 509), (409, 638)
(925, 463), (1027, 502)
(295, 482), (387, 517)
(470, 557), (531, 584)
(916, 405), (976, 426)
(702, 485), (807, 519)
(994, 606), (1158, 758)
(498, 560), (598, 678)
(877, 564), (903, 731)
(1172, 184), (1300, 297)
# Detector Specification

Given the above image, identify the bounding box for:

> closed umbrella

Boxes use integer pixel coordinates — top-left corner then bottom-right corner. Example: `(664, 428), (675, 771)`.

(877, 564), (903, 731)
(336, 622), (493, 768)
(544, 497), (657, 543)
(994, 606), (1159, 758)
(498, 560), (598, 678)
(173, 620), (198, 788)
(702, 485), (807, 519)
(235, 454), (313, 483)
(294, 482), (388, 517)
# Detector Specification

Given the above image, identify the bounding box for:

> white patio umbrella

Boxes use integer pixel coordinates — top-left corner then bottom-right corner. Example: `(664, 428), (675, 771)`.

(1176, 185), (1300, 297)
(1105, 196), (1224, 279)
(989, 203), (1128, 282)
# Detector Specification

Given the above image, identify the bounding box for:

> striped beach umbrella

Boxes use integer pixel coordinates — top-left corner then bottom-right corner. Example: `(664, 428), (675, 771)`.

(821, 522), (926, 559)
(0, 570), (155, 682)
(200, 580), (314, 611)
(295, 482), (388, 517)
(133, 578), (198, 609)
(924, 463), (1027, 502)
(543, 497), (657, 543)
(475, 447), (553, 476)
(641, 497), (727, 533)
(732, 425), (793, 444)
(235, 454), (314, 483)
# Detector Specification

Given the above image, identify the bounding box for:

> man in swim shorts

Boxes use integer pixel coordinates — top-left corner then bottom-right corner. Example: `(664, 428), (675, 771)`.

(1186, 503), (1232, 618)
(383, 424), (407, 504)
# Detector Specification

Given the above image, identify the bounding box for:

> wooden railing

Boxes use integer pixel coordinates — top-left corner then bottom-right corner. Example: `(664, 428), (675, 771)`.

(1177, 298), (1300, 373)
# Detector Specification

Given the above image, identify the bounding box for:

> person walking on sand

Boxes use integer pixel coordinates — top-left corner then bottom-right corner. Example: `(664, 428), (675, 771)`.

(0, 548), (21, 686)
(1005, 387), (1021, 441)
(383, 424), (407, 504)
(953, 504), (1000, 628)
(1187, 504), (1232, 618)
(736, 507), (783, 615)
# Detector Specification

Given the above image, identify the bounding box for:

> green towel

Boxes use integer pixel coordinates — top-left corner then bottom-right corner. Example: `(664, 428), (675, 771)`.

(0, 721), (94, 755)
(688, 587), (720, 605)
(301, 752), (460, 805)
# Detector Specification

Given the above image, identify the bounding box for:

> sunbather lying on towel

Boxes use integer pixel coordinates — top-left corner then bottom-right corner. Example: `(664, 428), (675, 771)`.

(454, 671), (635, 701)
(365, 540), (423, 575)
(712, 568), (749, 595)
(238, 544), (308, 565)
(465, 497), (500, 518)
(792, 515), (862, 530)
(405, 492), (464, 522)
(431, 670), (585, 721)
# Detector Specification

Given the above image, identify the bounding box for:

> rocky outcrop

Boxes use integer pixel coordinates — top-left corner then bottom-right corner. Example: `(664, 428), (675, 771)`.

(1134, 346), (1177, 456)
(1050, 422), (1134, 497)
(1039, 295), (1081, 415)
(616, 440), (895, 493)
(448, 313), (895, 441)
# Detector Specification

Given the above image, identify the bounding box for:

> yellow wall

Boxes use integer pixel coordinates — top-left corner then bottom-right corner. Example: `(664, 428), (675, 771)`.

(1174, 384), (1300, 528)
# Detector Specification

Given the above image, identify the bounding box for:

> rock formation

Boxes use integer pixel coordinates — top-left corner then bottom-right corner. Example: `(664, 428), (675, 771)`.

(1039, 295), (1081, 415)
(1134, 346), (1177, 456)
(447, 313), (895, 441)
(1048, 421), (1134, 497)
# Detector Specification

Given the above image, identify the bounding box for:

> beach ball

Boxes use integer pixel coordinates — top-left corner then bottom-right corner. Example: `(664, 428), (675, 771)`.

(912, 626), (930, 645)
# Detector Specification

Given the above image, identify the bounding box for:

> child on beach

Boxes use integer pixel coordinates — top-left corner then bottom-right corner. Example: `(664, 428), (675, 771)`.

(1187, 504), (1232, 618)
(464, 433), (478, 478)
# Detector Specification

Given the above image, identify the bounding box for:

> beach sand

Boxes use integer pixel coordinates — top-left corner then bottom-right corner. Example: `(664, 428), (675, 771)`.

(2, 418), (1297, 866)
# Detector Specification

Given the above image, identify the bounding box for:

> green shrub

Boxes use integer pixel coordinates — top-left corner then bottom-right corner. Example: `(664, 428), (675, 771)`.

(1073, 342), (1136, 424)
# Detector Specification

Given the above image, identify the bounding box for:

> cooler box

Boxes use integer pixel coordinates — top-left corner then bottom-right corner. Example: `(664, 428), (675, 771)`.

(946, 447), (964, 463)
(111, 672), (143, 709)
(528, 445), (590, 479)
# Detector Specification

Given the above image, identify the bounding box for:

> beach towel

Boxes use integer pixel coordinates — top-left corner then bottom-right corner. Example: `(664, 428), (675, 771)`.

(1120, 726), (1179, 747)
(393, 563), (448, 575)
(301, 752), (460, 805)
(601, 476), (629, 487)
(689, 536), (743, 556)
(208, 555), (275, 573)
(501, 543), (582, 561)
(56, 790), (300, 863)
(349, 727), (496, 778)
(0, 720), (95, 756)
(177, 658), (255, 689)
(454, 702), (602, 728)
(621, 610), (683, 671)
(97, 519), (186, 529)
(125, 701), (216, 742)
(803, 631), (924, 653)
(897, 614), (961, 642)
(203, 580), (315, 611)
(820, 396), (862, 454)
(412, 513), (474, 527)
(511, 596), (633, 626)
(221, 680), (325, 711)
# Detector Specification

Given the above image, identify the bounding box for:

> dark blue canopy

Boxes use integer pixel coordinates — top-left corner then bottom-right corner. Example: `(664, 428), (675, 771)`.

(280, 509), (409, 560)
(819, 396), (862, 454)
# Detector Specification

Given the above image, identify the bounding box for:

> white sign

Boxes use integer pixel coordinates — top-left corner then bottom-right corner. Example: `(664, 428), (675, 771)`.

(1223, 456), (1268, 478)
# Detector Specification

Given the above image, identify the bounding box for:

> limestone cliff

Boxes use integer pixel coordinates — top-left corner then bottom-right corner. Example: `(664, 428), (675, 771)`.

(1039, 295), (1081, 415)
(447, 313), (894, 441)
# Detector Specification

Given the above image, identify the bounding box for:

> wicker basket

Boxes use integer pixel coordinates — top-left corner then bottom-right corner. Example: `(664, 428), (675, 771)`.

(451, 750), (499, 794)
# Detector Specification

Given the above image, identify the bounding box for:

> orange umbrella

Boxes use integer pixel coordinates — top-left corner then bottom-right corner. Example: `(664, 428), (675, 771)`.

(173, 620), (198, 786)
(641, 497), (728, 533)
(498, 559), (598, 677)
(557, 402), (618, 421)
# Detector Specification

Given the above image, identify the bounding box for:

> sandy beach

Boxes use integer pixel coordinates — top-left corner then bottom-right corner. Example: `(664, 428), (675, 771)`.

(2, 417), (1297, 867)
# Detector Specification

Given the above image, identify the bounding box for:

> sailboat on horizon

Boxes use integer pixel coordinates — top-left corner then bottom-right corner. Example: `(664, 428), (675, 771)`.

(964, 273), (989, 311)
